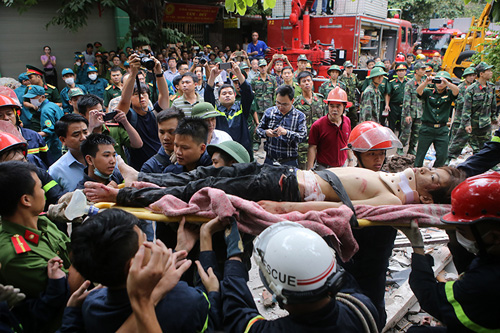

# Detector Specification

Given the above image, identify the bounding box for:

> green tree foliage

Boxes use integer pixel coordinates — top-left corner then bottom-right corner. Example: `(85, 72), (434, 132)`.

(472, 34), (500, 80)
(388, 0), (466, 26)
(226, 0), (275, 15)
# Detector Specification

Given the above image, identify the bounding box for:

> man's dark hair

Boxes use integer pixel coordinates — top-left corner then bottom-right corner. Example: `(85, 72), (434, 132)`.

(111, 55), (120, 62)
(218, 84), (235, 96)
(175, 117), (208, 145)
(77, 94), (103, 116)
(172, 75), (182, 87)
(282, 66), (293, 73)
(211, 148), (236, 166)
(71, 209), (139, 287)
(157, 108), (185, 124)
(80, 133), (116, 160)
(428, 167), (467, 204)
(383, 58), (391, 63)
(297, 71), (313, 84)
(110, 66), (122, 74)
(180, 72), (198, 83)
(0, 161), (37, 217)
(367, 59), (375, 65)
(133, 83), (150, 95)
(55, 113), (89, 138)
(176, 60), (188, 70)
(86, 43), (93, 49)
(168, 57), (177, 63)
(276, 85), (295, 100)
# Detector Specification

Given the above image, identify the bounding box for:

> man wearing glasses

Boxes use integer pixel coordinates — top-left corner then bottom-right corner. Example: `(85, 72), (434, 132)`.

(256, 85), (307, 166)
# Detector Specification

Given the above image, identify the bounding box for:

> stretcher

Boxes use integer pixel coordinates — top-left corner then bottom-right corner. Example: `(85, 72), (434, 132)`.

(93, 202), (454, 229)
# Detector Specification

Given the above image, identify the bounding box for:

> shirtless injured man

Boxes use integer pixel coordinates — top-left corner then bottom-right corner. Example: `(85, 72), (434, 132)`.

(84, 161), (466, 217)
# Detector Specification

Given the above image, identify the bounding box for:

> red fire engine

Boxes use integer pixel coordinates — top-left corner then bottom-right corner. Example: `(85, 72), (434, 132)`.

(266, 0), (414, 78)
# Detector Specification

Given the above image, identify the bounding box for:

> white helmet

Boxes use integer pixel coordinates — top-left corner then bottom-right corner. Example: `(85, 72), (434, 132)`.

(253, 221), (344, 305)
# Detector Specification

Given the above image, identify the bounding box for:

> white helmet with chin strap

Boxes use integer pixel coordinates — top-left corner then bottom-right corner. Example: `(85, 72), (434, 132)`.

(253, 221), (345, 305)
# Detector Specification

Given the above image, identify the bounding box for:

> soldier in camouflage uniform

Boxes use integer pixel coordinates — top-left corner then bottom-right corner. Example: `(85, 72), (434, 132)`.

(448, 62), (498, 159)
(360, 67), (385, 123)
(361, 62), (389, 125)
(293, 71), (326, 169)
(339, 61), (359, 128)
(398, 61), (427, 155)
(251, 59), (278, 150)
(385, 64), (408, 133)
(318, 65), (346, 98)
(448, 66), (476, 144)
(293, 54), (309, 82)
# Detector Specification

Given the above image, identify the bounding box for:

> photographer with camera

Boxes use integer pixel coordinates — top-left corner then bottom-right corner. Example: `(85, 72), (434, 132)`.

(414, 71), (459, 167)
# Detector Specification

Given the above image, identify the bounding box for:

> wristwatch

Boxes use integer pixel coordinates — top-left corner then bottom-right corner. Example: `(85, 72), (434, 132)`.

(155, 71), (164, 78)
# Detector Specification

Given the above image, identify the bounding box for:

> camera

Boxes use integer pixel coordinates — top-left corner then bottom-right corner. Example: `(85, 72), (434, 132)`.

(200, 58), (207, 65)
(432, 78), (442, 84)
(138, 54), (155, 70)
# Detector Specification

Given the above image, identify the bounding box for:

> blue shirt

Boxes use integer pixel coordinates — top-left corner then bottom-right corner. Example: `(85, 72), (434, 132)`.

(60, 84), (88, 114)
(140, 147), (172, 173)
(39, 99), (64, 164)
(247, 40), (269, 58)
(85, 78), (108, 100)
(205, 80), (254, 157)
(48, 151), (86, 192)
(14, 84), (32, 126)
(256, 106), (307, 160)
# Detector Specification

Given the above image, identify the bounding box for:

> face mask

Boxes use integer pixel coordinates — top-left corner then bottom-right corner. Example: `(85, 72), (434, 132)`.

(88, 74), (98, 81)
(94, 167), (112, 180)
(64, 77), (75, 86)
(456, 231), (479, 255)
(76, 61), (81, 66)
(30, 98), (42, 108)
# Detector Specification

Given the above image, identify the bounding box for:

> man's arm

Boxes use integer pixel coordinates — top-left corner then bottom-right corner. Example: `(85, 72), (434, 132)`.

(116, 55), (141, 115)
(153, 57), (170, 110)
(347, 149), (355, 167)
(417, 77), (431, 96)
(445, 80), (459, 96)
(255, 110), (271, 138)
(306, 144), (317, 170)
(112, 111), (143, 148)
(281, 111), (307, 143)
(461, 87), (473, 132)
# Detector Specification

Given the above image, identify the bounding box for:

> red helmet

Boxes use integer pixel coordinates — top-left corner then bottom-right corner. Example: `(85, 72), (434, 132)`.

(323, 86), (353, 108)
(0, 132), (27, 157)
(0, 95), (21, 110)
(0, 87), (21, 107)
(395, 54), (405, 62)
(441, 173), (500, 224)
(346, 121), (402, 152)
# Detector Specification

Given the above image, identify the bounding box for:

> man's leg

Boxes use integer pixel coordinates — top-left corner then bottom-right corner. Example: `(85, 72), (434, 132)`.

(447, 126), (470, 160)
(116, 164), (299, 207)
(407, 118), (421, 156)
(433, 126), (449, 167)
(414, 125), (433, 167)
(347, 106), (358, 129)
(297, 142), (308, 170)
(471, 125), (492, 154)
(398, 117), (412, 155)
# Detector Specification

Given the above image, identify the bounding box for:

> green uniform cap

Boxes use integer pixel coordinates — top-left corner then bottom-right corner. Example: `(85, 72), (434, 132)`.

(343, 61), (354, 68)
(462, 66), (476, 76)
(475, 61), (493, 73)
(297, 54), (308, 62)
(258, 59), (268, 67)
(413, 61), (426, 70)
(367, 67), (386, 79)
(374, 61), (386, 69)
(435, 71), (452, 81)
(327, 65), (342, 73)
(191, 102), (221, 119)
(207, 141), (250, 164)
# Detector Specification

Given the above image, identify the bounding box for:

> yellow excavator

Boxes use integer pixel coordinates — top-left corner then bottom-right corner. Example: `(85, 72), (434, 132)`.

(441, 0), (497, 79)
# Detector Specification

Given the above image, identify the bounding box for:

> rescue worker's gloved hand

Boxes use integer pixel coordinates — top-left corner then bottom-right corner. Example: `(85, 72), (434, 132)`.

(0, 284), (26, 308)
(224, 217), (244, 259)
(47, 191), (85, 224)
(399, 221), (424, 248)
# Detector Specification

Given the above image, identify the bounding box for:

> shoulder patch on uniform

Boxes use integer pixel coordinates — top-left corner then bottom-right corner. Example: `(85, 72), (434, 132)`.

(44, 120), (52, 128)
(390, 79), (396, 82)
(105, 85), (112, 90)
(148, 83), (153, 87)
(46, 84), (56, 89)
(11, 234), (31, 254)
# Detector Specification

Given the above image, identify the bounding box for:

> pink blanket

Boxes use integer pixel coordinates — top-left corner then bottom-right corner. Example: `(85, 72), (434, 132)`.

(149, 187), (451, 262)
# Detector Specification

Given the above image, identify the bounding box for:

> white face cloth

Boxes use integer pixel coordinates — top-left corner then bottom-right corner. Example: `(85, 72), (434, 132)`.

(456, 231), (479, 254)
(88, 74), (98, 81)
(30, 98), (42, 108)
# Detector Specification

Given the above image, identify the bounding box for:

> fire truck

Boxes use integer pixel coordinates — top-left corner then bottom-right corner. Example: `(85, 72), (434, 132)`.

(419, 25), (463, 58)
(266, 0), (414, 79)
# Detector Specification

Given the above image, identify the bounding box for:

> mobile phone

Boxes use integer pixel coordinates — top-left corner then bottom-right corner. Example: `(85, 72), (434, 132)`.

(234, 51), (242, 57)
(219, 62), (232, 71)
(103, 111), (118, 121)
(432, 78), (442, 84)
(275, 54), (283, 59)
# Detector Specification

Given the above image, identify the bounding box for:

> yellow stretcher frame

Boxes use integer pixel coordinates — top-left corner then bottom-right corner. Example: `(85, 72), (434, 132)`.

(94, 202), (454, 229)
